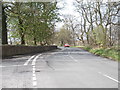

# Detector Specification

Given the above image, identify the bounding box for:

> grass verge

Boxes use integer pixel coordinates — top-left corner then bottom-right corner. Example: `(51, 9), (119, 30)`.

(77, 46), (119, 61)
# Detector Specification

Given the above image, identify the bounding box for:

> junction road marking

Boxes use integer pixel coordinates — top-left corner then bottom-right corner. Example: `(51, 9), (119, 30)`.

(69, 55), (78, 62)
(98, 72), (120, 83)
(24, 55), (36, 66)
(32, 54), (41, 66)
(32, 64), (37, 88)
(31, 54), (41, 88)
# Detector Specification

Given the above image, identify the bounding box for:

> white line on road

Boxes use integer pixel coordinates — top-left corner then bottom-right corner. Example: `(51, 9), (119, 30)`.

(32, 54), (41, 66)
(33, 74), (36, 77)
(33, 70), (35, 74)
(33, 76), (37, 81)
(0, 64), (29, 68)
(24, 55), (36, 66)
(31, 54), (41, 88)
(33, 67), (36, 71)
(98, 72), (120, 83)
(32, 65), (37, 88)
(33, 81), (37, 87)
(69, 55), (78, 62)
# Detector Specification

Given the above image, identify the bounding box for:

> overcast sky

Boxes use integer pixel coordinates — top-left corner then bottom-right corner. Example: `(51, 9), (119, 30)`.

(55, 0), (80, 30)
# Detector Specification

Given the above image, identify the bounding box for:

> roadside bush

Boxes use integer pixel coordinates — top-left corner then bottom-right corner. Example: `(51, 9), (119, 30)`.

(79, 46), (119, 61)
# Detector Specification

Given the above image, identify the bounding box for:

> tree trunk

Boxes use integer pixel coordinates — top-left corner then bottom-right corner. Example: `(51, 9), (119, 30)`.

(109, 24), (112, 46)
(81, 34), (84, 45)
(86, 34), (89, 44)
(2, 5), (8, 44)
(18, 16), (25, 45)
(21, 34), (25, 45)
(34, 37), (37, 45)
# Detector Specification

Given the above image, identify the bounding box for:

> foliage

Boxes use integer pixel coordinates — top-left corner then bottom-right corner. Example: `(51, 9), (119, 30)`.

(79, 46), (119, 61)
(74, 1), (119, 48)
(5, 2), (60, 45)
(54, 26), (73, 46)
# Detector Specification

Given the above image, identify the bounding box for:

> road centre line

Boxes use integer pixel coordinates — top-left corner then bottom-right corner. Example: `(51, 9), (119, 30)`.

(33, 74), (36, 77)
(31, 54), (41, 88)
(24, 55), (36, 66)
(33, 68), (36, 71)
(98, 72), (120, 83)
(32, 65), (37, 87)
(33, 76), (36, 81)
(69, 55), (78, 62)
(33, 81), (37, 87)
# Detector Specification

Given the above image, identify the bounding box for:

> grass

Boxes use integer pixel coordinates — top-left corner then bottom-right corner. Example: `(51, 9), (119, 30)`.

(77, 46), (119, 61)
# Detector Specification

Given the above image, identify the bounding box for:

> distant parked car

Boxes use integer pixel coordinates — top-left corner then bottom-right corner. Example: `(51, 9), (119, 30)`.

(64, 44), (70, 47)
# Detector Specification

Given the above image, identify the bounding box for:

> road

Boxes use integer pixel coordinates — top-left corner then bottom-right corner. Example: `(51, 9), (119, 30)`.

(1, 47), (119, 88)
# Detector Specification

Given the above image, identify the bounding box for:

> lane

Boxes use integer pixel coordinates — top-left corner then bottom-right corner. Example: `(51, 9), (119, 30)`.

(1, 49), (59, 88)
(31, 54), (42, 88)
(1, 47), (118, 88)
(2, 54), (35, 88)
(98, 72), (120, 83)
(35, 47), (118, 88)
(2, 55), (33, 67)
(24, 55), (36, 66)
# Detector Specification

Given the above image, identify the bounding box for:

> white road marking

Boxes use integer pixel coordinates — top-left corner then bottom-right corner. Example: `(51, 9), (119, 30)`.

(33, 81), (37, 87)
(33, 66), (35, 68)
(24, 55), (36, 66)
(0, 64), (28, 68)
(104, 75), (120, 83)
(33, 76), (37, 81)
(98, 72), (120, 83)
(33, 68), (36, 71)
(69, 55), (78, 62)
(32, 65), (37, 88)
(33, 74), (36, 77)
(32, 54), (41, 66)
(31, 54), (41, 88)
(33, 70), (35, 74)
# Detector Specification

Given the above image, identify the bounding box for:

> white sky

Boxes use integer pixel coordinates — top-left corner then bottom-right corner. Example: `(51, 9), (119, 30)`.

(55, 0), (80, 30)
(60, 0), (78, 15)
(55, 0), (119, 30)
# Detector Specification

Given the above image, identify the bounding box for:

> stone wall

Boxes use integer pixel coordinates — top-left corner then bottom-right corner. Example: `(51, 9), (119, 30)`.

(2, 45), (57, 58)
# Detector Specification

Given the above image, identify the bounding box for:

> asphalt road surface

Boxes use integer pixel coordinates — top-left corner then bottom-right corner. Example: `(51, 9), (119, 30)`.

(0, 47), (119, 88)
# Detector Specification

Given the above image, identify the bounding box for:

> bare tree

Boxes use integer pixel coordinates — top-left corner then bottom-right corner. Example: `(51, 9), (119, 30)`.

(74, 0), (120, 48)
(63, 15), (79, 46)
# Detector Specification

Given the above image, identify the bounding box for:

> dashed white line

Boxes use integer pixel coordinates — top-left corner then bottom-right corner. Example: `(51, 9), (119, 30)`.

(33, 81), (37, 87)
(33, 68), (36, 71)
(24, 55), (36, 66)
(33, 65), (35, 68)
(33, 70), (35, 74)
(69, 55), (78, 62)
(33, 74), (36, 77)
(31, 54), (41, 88)
(98, 72), (120, 83)
(33, 76), (37, 81)
(32, 65), (37, 87)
